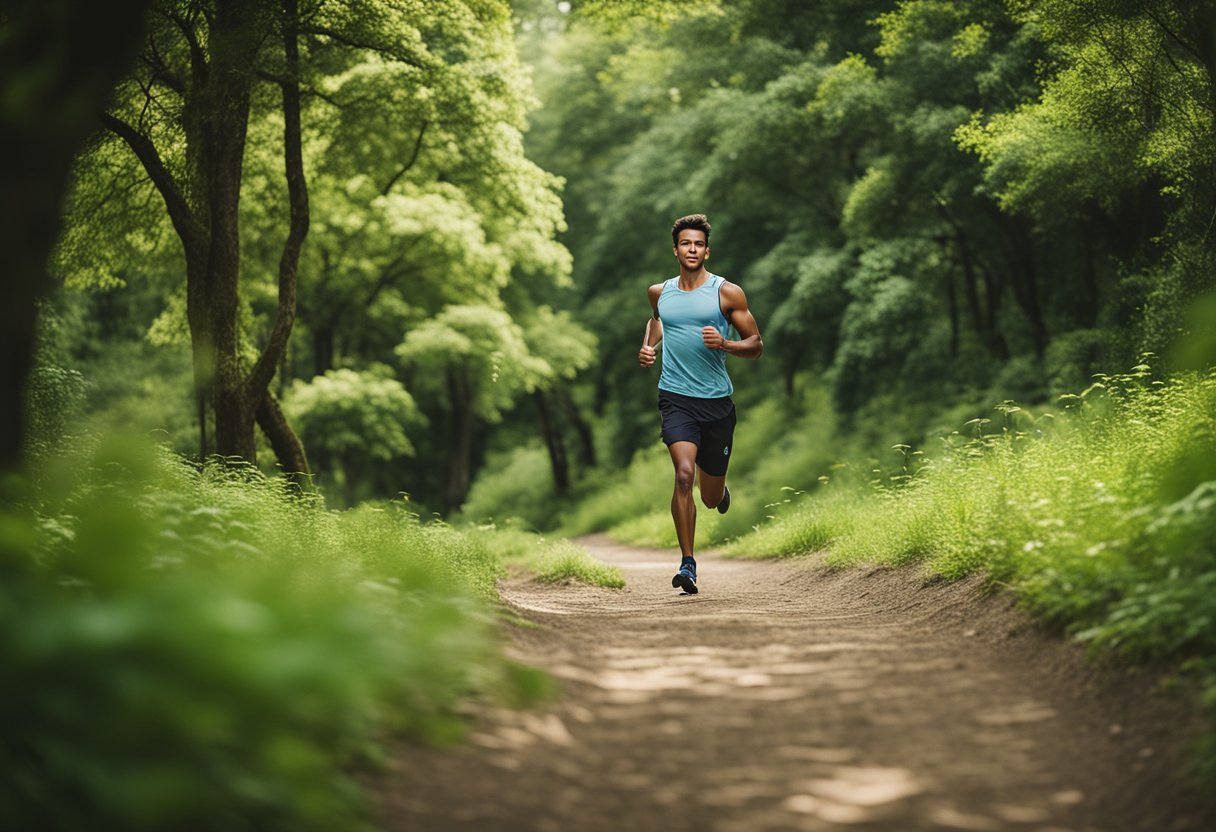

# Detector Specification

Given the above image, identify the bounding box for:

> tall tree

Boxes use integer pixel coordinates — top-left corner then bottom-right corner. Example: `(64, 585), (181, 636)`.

(396, 305), (549, 512)
(96, 0), (310, 472)
(0, 0), (150, 471)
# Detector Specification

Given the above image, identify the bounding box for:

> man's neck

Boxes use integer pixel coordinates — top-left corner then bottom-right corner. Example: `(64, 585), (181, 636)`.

(678, 265), (709, 288)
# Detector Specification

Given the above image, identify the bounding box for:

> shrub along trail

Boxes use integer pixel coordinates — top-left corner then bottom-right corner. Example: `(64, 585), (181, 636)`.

(374, 536), (1213, 832)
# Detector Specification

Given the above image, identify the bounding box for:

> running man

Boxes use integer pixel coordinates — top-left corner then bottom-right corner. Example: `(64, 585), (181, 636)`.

(638, 214), (764, 594)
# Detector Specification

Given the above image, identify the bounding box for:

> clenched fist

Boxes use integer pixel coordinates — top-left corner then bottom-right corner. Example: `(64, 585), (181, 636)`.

(702, 325), (726, 350)
(639, 344), (657, 368)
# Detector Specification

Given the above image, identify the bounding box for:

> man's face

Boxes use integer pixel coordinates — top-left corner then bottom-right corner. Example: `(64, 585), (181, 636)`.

(674, 229), (709, 270)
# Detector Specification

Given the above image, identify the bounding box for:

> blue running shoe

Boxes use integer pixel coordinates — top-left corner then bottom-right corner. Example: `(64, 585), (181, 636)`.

(672, 559), (698, 594)
(717, 485), (731, 515)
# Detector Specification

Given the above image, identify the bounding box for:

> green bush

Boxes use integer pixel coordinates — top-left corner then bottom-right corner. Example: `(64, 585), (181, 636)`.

(286, 366), (425, 505)
(460, 445), (557, 529)
(0, 437), (541, 831)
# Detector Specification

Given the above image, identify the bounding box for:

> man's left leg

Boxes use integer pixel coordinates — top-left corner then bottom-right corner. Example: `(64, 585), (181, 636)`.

(698, 469), (726, 509)
(696, 405), (736, 514)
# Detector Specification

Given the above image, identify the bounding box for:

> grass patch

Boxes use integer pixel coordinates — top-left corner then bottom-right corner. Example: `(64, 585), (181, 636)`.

(532, 540), (626, 588)
(722, 485), (864, 559)
(467, 523), (625, 589)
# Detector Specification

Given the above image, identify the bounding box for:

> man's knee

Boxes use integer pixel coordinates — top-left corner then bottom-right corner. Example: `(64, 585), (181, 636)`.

(674, 463), (695, 493)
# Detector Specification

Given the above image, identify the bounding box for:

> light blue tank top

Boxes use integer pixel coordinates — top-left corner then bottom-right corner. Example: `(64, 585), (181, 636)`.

(657, 274), (733, 398)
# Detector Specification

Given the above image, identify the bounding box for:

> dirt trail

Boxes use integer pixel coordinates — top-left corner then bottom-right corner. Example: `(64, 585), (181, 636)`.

(375, 536), (1213, 831)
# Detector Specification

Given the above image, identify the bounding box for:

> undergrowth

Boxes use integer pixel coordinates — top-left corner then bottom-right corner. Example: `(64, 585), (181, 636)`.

(0, 436), (549, 831)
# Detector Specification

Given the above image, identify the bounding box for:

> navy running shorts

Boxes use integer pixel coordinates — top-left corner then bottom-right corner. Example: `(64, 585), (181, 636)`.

(658, 390), (736, 477)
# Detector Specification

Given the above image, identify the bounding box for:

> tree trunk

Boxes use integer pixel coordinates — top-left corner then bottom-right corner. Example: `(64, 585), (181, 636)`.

(977, 263), (1009, 359)
(944, 266), (959, 358)
(313, 325), (335, 377)
(256, 391), (311, 488)
(0, 0), (150, 471)
(113, 0), (309, 468)
(940, 201), (1007, 360)
(196, 387), (210, 460)
(203, 0), (260, 460)
(557, 388), (597, 470)
(1079, 226), (1100, 328)
(242, 0), (310, 453)
(186, 247), (215, 459)
(1003, 218), (1048, 358)
(445, 367), (475, 513)
(534, 388), (570, 497)
(957, 237), (986, 344)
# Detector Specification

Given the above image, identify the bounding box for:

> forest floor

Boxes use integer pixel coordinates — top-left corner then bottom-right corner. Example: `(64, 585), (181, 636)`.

(373, 535), (1215, 831)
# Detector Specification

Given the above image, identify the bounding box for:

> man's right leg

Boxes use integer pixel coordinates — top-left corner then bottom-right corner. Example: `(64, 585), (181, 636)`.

(668, 440), (699, 556)
(668, 441), (700, 593)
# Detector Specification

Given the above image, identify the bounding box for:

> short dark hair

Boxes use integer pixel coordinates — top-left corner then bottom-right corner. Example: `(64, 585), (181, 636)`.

(671, 214), (711, 246)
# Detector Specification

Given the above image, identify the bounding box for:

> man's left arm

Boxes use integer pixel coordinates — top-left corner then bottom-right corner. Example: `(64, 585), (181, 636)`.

(702, 282), (763, 359)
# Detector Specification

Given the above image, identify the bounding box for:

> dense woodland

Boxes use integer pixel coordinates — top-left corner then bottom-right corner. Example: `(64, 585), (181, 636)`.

(17, 0), (1213, 517)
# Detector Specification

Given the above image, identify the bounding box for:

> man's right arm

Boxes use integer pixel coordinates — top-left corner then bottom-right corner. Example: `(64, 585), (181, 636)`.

(639, 283), (663, 368)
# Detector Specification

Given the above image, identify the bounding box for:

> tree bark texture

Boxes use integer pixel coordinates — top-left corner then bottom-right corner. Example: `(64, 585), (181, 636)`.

(0, 0), (150, 471)
(203, 1), (260, 461)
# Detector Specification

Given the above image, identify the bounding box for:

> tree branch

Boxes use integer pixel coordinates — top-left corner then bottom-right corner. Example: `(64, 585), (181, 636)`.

(166, 7), (209, 86)
(300, 23), (425, 68)
(1143, 7), (1207, 70)
(247, 0), (310, 398)
(380, 120), (429, 195)
(142, 33), (185, 94)
(101, 112), (201, 251)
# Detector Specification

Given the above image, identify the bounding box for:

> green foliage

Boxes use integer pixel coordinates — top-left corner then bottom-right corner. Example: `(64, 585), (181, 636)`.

(522, 306), (598, 388)
(396, 304), (549, 422)
(557, 444), (672, 537)
(460, 445), (557, 528)
(286, 367), (423, 504)
(23, 363), (87, 450)
(0, 436), (542, 831)
(723, 484), (864, 560)
(288, 367), (422, 461)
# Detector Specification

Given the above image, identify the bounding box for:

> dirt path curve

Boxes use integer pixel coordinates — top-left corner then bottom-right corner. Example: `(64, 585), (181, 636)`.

(375, 536), (1213, 832)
